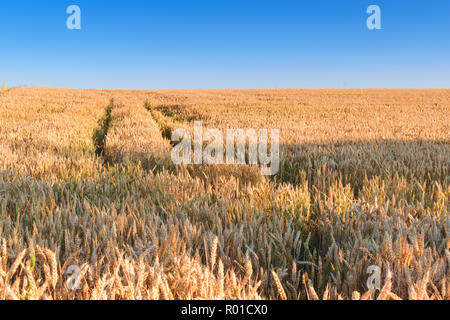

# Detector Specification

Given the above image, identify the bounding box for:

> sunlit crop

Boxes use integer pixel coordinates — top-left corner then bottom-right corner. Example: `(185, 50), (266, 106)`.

(0, 87), (448, 300)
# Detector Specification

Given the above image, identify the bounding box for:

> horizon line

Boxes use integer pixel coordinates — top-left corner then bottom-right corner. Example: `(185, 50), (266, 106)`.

(4, 85), (450, 91)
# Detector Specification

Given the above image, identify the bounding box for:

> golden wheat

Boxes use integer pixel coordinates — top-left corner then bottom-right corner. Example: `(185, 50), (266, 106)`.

(0, 87), (448, 300)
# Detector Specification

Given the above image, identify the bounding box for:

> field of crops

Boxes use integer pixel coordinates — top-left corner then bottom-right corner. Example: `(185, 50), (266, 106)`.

(0, 87), (448, 300)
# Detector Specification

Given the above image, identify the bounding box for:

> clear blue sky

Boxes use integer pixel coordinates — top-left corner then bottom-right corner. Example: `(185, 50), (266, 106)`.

(1, 0), (449, 89)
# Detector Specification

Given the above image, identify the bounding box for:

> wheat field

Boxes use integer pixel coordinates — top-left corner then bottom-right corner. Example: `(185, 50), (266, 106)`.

(0, 87), (448, 300)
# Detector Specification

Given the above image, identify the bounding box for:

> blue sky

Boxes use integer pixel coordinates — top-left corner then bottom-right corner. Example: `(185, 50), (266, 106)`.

(0, 0), (449, 89)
